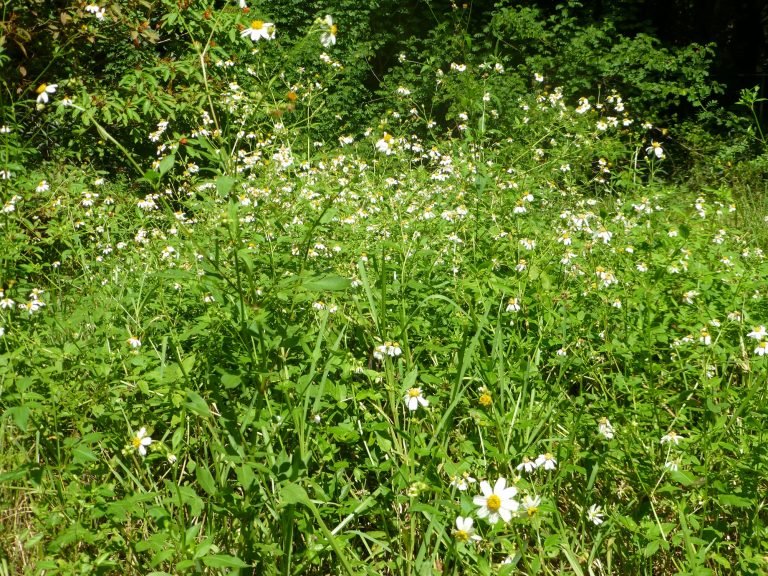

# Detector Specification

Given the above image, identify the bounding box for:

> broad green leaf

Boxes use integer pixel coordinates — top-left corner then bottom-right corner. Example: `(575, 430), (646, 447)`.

(302, 275), (351, 291)
(185, 390), (211, 418)
(202, 554), (249, 568)
(216, 175), (235, 196)
(281, 482), (310, 505)
(718, 494), (753, 508)
(158, 154), (175, 176)
(195, 463), (217, 496)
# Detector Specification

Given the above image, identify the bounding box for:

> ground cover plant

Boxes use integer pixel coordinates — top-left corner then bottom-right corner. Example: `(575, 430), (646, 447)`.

(2, 1), (768, 575)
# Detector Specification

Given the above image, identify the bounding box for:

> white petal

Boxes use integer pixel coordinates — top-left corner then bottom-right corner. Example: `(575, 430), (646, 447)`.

(479, 480), (492, 497)
(493, 477), (507, 493)
(501, 486), (518, 499)
(498, 507), (512, 523)
(476, 506), (489, 518)
(473, 495), (487, 507)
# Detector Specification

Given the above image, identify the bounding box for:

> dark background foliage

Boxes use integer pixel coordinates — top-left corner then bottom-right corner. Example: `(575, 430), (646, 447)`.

(1, 0), (767, 169)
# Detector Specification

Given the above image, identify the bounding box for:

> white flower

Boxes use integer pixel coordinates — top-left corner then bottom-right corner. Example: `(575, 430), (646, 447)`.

(404, 387), (429, 411)
(682, 290), (699, 304)
(36, 180), (49, 193)
(35, 83), (58, 105)
(533, 72), (544, 82)
(85, 4), (106, 19)
(449, 472), (476, 491)
(646, 141), (664, 159)
(522, 494), (542, 517)
(241, 20), (275, 42)
(747, 325), (767, 340)
(516, 457), (536, 474)
(131, 427), (153, 456)
(506, 297), (521, 313)
(755, 341), (768, 356)
(535, 453), (557, 470)
(587, 504), (604, 525)
(127, 336), (142, 349)
(453, 516), (482, 542)
(473, 477), (519, 524)
(375, 132), (394, 154)
(598, 417), (615, 440)
(664, 460), (679, 472)
(374, 341), (402, 360)
(660, 431), (683, 445)
(594, 228), (612, 244)
(320, 15), (337, 48)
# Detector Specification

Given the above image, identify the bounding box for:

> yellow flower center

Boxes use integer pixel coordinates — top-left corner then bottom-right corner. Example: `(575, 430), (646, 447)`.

(36, 84), (47, 94)
(250, 20), (264, 30)
(383, 132), (392, 142)
(454, 529), (469, 542)
(479, 393), (492, 407)
(408, 388), (420, 398)
(330, 24), (337, 35)
(486, 494), (501, 512)
(131, 436), (142, 448)
(527, 506), (538, 517)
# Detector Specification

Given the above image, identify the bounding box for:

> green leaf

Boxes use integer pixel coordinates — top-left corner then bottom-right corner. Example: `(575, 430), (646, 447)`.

(216, 175), (235, 196)
(6, 405), (30, 432)
(202, 554), (249, 568)
(158, 154), (175, 176)
(717, 494), (753, 508)
(302, 274), (351, 292)
(670, 470), (698, 486)
(185, 390), (211, 418)
(195, 463), (217, 497)
(72, 446), (99, 465)
(281, 482), (310, 506)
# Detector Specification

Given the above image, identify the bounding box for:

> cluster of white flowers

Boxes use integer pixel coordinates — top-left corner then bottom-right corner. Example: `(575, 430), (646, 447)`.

(149, 120), (169, 143)
(516, 452), (558, 473)
(16, 288), (46, 315)
(373, 341), (402, 360)
(85, 4), (106, 19)
(747, 324), (768, 356)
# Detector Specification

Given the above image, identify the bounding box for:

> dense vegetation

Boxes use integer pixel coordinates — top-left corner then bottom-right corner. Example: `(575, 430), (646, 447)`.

(1, 1), (767, 574)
